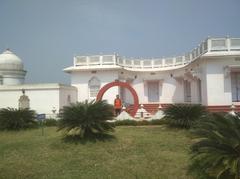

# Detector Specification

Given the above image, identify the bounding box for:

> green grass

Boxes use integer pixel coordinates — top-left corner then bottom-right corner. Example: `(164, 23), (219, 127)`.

(0, 126), (193, 179)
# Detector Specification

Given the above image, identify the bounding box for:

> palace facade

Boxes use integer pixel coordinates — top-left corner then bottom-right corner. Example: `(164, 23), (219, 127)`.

(64, 37), (240, 113)
(0, 37), (240, 116)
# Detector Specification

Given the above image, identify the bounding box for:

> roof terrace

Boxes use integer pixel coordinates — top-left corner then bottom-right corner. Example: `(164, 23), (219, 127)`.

(64, 37), (240, 72)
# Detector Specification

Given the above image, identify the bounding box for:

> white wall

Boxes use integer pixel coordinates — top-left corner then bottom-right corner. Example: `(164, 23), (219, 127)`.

(0, 84), (78, 114)
(0, 89), (60, 114)
(68, 56), (239, 106)
(131, 71), (185, 104)
(161, 76), (178, 103)
(59, 87), (78, 109)
(205, 57), (239, 105)
(71, 70), (119, 104)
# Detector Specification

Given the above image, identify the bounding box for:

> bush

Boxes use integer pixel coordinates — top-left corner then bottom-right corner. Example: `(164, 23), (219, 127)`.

(163, 104), (207, 129)
(0, 108), (37, 130)
(114, 119), (164, 126)
(150, 119), (167, 125)
(114, 120), (138, 126)
(58, 100), (115, 139)
(189, 113), (240, 179)
(43, 118), (58, 126)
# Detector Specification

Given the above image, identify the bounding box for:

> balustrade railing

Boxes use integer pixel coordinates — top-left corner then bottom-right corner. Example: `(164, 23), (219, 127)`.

(74, 37), (240, 69)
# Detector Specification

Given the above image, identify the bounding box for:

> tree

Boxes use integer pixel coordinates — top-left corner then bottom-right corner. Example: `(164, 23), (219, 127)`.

(58, 100), (115, 139)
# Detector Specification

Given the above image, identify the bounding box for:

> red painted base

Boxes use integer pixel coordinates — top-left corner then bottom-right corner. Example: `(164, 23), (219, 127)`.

(126, 104), (240, 115)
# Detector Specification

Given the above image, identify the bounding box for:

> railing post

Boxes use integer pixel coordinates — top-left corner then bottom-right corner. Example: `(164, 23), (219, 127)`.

(162, 58), (165, 67)
(131, 60), (134, 68)
(207, 38), (211, 52)
(115, 55), (119, 65)
(123, 59), (126, 67)
(197, 45), (200, 56)
(86, 56), (89, 66)
(151, 60), (154, 68)
(182, 56), (185, 65)
(173, 57), (176, 66)
(140, 60), (143, 69)
(201, 42), (204, 54)
(226, 37), (231, 51)
(189, 53), (193, 61)
(113, 54), (116, 65)
(99, 55), (103, 66)
(73, 56), (77, 66)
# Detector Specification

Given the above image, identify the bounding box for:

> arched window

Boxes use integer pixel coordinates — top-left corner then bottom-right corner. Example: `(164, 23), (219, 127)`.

(88, 77), (101, 98)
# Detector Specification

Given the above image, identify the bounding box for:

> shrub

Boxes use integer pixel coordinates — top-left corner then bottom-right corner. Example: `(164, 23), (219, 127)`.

(58, 100), (115, 139)
(150, 119), (167, 125)
(43, 118), (58, 126)
(163, 104), (207, 129)
(0, 108), (37, 130)
(189, 113), (240, 179)
(114, 120), (137, 126)
(114, 119), (164, 126)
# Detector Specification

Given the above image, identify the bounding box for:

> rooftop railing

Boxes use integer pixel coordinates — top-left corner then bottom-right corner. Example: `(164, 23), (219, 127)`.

(73, 37), (240, 70)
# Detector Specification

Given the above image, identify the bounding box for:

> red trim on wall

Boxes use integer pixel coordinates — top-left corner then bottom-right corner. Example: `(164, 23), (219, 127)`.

(207, 105), (240, 112)
(126, 103), (240, 115)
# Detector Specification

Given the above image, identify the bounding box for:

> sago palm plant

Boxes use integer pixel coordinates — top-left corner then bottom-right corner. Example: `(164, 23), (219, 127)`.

(58, 100), (115, 139)
(190, 113), (240, 179)
(0, 107), (37, 130)
(163, 104), (207, 129)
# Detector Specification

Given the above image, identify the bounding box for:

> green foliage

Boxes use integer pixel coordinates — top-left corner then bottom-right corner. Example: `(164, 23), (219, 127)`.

(114, 119), (165, 126)
(58, 100), (115, 139)
(114, 120), (137, 126)
(0, 108), (37, 130)
(163, 104), (207, 129)
(150, 119), (167, 125)
(43, 118), (58, 126)
(190, 113), (240, 179)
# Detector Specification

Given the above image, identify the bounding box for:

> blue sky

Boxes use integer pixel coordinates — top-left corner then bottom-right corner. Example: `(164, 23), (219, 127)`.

(0, 0), (239, 84)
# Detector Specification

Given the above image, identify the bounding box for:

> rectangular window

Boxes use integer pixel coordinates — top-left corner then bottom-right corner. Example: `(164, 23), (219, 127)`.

(231, 72), (240, 102)
(184, 80), (191, 102)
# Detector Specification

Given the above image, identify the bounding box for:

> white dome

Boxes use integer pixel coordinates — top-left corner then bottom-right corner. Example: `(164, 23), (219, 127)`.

(0, 49), (24, 70)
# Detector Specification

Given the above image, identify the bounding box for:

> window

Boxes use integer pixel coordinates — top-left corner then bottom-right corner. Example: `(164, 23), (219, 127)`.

(88, 77), (100, 98)
(197, 79), (202, 103)
(184, 80), (191, 102)
(67, 95), (71, 105)
(231, 72), (240, 102)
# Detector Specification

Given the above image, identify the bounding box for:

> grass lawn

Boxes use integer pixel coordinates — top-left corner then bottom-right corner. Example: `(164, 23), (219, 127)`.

(0, 126), (193, 179)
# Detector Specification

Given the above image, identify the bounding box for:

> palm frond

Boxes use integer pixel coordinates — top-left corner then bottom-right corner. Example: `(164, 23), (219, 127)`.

(163, 104), (208, 129)
(190, 113), (240, 179)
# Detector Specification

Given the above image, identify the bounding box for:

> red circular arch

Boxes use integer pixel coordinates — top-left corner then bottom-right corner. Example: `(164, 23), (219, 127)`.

(96, 81), (139, 117)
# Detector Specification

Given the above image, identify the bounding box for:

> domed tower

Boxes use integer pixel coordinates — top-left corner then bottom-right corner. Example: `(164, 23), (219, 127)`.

(0, 49), (26, 85)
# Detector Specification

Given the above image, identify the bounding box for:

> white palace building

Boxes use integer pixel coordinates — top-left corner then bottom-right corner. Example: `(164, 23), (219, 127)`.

(0, 37), (240, 117)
